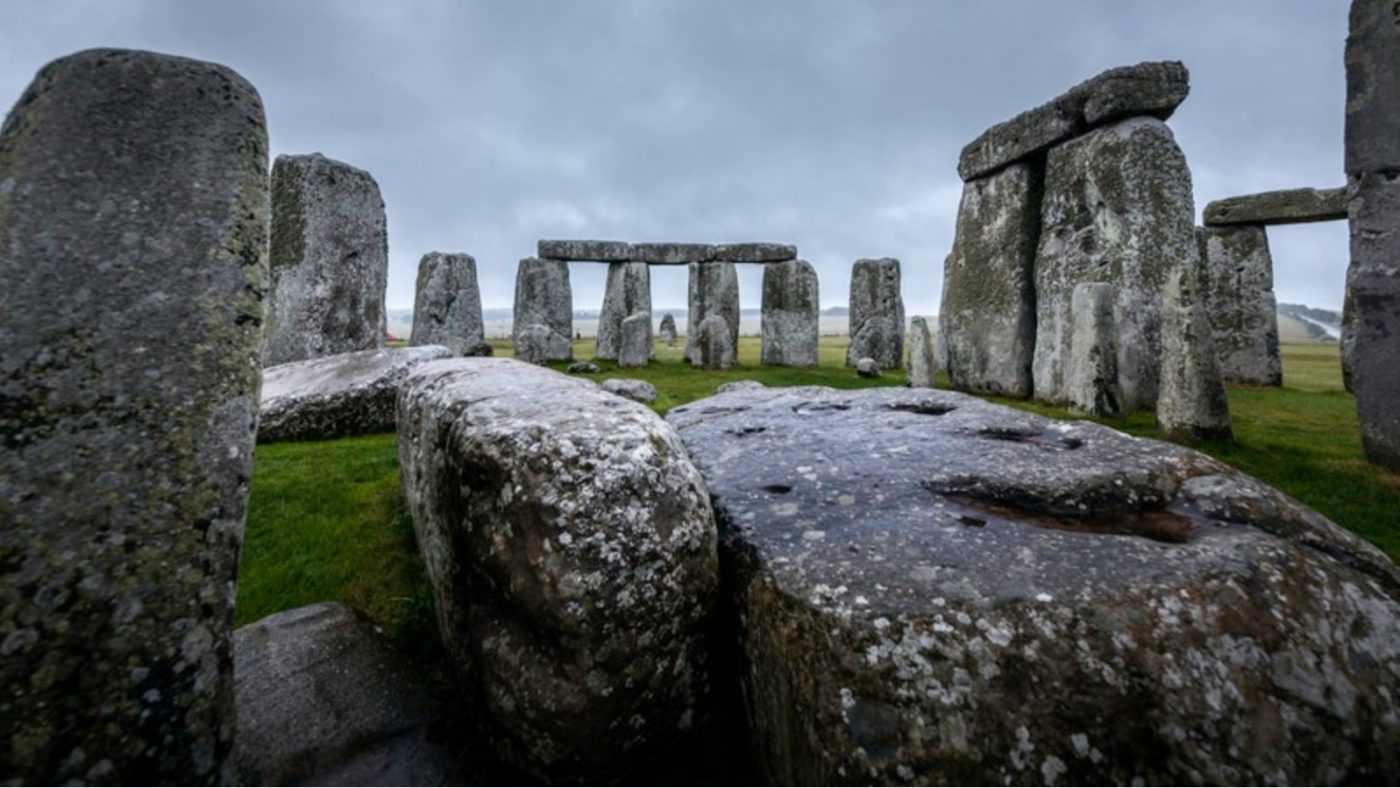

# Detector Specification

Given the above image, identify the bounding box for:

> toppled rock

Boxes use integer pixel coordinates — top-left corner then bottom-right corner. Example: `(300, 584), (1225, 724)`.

(693, 314), (736, 370)
(847, 258), (904, 369)
(1203, 187), (1347, 226)
(537, 239), (633, 261)
(855, 357), (881, 378)
(1066, 283), (1122, 417)
(602, 378), (658, 404)
(716, 380), (766, 394)
(1198, 226), (1282, 386)
(568, 361), (601, 374)
(411, 252), (484, 356)
(906, 317), (937, 389)
(760, 259), (820, 367)
(1158, 266), (1233, 442)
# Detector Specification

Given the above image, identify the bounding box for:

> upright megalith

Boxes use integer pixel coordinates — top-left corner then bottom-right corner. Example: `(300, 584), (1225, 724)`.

(685, 262), (739, 365)
(512, 257), (572, 364)
(906, 316), (938, 388)
(760, 259), (819, 366)
(1067, 283), (1122, 417)
(0, 49), (270, 784)
(410, 252), (483, 356)
(693, 314), (737, 369)
(618, 312), (652, 368)
(1158, 265), (1233, 442)
(846, 258), (904, 369)
(262, 153), (388, 366)
(940, 162), (1040, 397)
(596, 262), (651, 361)
(1197, 226), (1282, 386)
(658, 313), (679, 344)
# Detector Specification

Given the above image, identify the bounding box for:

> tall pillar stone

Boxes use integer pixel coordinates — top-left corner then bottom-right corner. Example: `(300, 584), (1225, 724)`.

(410, 252), (484, 356)
(0, 48), (270, 784)
(685, 262), (739, 365)
(618, 312), (653, 368)
(596, 262), (651, 361)
(1157, 265), (1233, 442)
(846, 257), (905, 369)
(262, 153), (388, 366)
(939, 163), (1040, 397)
(1033, 116), (1197, 411)
(512, 257), (573, 364)
(1067, 283), (1122, 417)
(1197, 226), (1282, 386)
(760, 259), (819, 366)
(907, 316), (938, 388)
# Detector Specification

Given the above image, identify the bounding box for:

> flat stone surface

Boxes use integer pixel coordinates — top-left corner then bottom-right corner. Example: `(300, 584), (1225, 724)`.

(263, 153), (388, 366)
(847, 258), (904, 369)
(537, 239), (633, 261)
(597, 262), (651, 361)
(410, 252), (484, 356)
(959, 61), (1189, 180)
(668, 385), (1400, 785)
(906, 317), (937, 388)
(1203, 187), (1347, 226)
(1158, 266), (1233, 441)
(761, 259), (820, 366)
(259, 346), (452, 442)
(686, 263), (740, 365)
(512, 258), (572, 363)
(602, 377), (657, 403)
(1066, 283), (1122, 417)
(1198, 226), (1282, 386)
(713, 242), (798, 262)
(632, 242), (717, 264)
(0, 48), (269, 785)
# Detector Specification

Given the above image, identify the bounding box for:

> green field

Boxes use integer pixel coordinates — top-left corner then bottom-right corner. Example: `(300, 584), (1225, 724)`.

(235, 339), (1400, 636)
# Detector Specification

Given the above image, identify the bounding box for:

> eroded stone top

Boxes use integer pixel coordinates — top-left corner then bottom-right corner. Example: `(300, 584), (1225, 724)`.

(261, 345), (451, 406)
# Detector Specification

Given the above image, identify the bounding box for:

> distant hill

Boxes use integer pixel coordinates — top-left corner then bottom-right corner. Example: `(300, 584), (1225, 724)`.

(1277, 303), (1340, 343)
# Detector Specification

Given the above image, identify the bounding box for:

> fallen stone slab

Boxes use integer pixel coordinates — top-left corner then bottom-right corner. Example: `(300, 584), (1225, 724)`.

(602, 377), (658, 404)
(411, 252), (484, 356)
(1198, 226), (1282, 386)
(713, 242), (798, 262)
(959, 61), (1189, 180)
(632, 242), (717, 264)
(667, 385), (1400, 785)
(537, 239), (633, 261)
(258, 346), (452, 442)
(567, 361), (601, 374)
(1202, 187), (1347, 226)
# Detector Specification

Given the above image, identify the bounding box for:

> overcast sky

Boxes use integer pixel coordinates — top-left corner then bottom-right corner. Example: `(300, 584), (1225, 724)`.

(0, 0), (1353, 313)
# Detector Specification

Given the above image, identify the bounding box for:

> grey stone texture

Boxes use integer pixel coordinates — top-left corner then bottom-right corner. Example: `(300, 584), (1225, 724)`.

(397, 358), (719, 782)
(596, 262), (651, 361)
(632, 242), (716, 264)
(262, 152), (388, 366)
(537, 239), (632, 261)
(1158, 265), (1233, 442)
(1203, 186), (1348, 226)
(959, 61), (1189, 180)
(258, 346), (452, 442)
(716, 380), (766, 394)
(618, 312), (653, 368)
(939, 163), (1040, 397)
(410, 252), (484, 356)
(512, 257), (572, 363)
(713, 242), (798, 262)
(906, 316), (937, 388)
(602, 377), (658, 404)
(855, 357), (881, 378)
(1066, 283), (1122, 417)
(693, 314), (737, 369)
(686, 262), (740, 364)
(1197, 226), (1283, 386)
(0, 48), (270, 785)
(1342, 283), (1357, 393)
(658, 312), (679, 343)
(567, 361), (601, 374)
(846, 258), (905, 369)
(1033, 116), (1197, 411)
(234, 603), (460, 786)
(667, 384), (1400, 785)
(760, 258), (820, 366)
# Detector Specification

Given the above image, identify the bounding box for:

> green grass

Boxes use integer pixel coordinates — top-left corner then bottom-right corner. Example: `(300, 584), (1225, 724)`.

(236, 338), (1400, 635)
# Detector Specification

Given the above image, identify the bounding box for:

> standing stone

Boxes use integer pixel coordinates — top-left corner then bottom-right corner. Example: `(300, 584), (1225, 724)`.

(1346, 0), (1400, 469)
(1197, 226), (1283, 386)
(693, 314), (736, 369)
(618, 312), (652, 368)
(262, 153), (388, 366)
(1034, 116), (1197, 410)
(760, 259), (819, 366)
(846, 258), (904, 369)
(596, 262), (651, 361)
(410, 252), (483, 356)
(1158, 266), (1233, 442)
(907, 316), (937, 388)
(658, 313), (679, 343)
(940, 163), (1040, 397)
(0, 49), (270, 785)
(686, 262), (739, 365)
(512, 257), (572, 363)
(1342, 283), (1357, 393)
(1067, 283), (1123, 417)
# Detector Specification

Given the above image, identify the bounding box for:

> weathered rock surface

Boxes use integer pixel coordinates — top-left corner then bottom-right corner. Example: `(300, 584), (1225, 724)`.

(567, 361), (601, 374)
(659, 313), (679, 343)
(1066, 283), (1122, 417)
(397, 359), (719, 781)
(537, 239), (632, 261)
(847, 258), (904, 369)
(1203, 187), (1348, 226)
(514, 323), (571, 366)
(597, 262), (651, 361)
(1198, 226), (1283, 386)
(0, 48), (269, 785)
(693, 314), (737, 369)
(716, 380), (766, 394)
(959, 61), (1189, 180)
(258, 346), (452, 442)
(263, 152), (388, 366)
(667, 385), (1400, 785)
(633, 242), (717, 264)
(713, 242), (798, 262)
(1346, 0), (1400, 176)
(512, 257), (572, 363)
(234, 603), (460, 786)
(1342, 283), (1357, 393)
(602, 377), (658, 404)
(1158, 266), (1233, 442)
(940, 163), (1039, 397)
(906, 316), (937, 388)
(618, 312), (653, 368)
(761, 259), (820, 366)
(855, 357), (881, 378)
(1033, 117), (1196, 410)
(410, 252), (483, 356)
(686, 263), (740, 365)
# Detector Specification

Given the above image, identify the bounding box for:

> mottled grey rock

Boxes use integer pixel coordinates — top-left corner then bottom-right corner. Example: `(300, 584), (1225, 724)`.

(0, 48), (269, 785)
(1342, 283), (1357, 393)
(760, 259), (819, 366)
(906, 317), (937, 389)
(1158, 265), (1233, 442)
(716, 380), (766, 394)
(567, 361), (601, 374)
(512, 257), (572, 363)
(847, 258), (904, 369)
(234, 603), (460, 786)
(667, 385), (1400, 785)
(1197, 226), (1283, 386)
(1034, 117), (1196, 411)
(464, 341), (494, 357)
(618, 312), (653, 368)
(940, 164), (1039, 397)
(602, 377), (658, 404)
(959, 61), (1189, 180)
(855, 357), (881, 378)
(1067, 283), (1122, 417)
(1203, 187), (1348, 226)
(537, 239), (632, 261)
(693, 314), (737, 370)
(410, 252), (483, 356)
(659, 313), (679, 343)
(686, 263), (740, 364)
(397, 358), (719, 781)
(633, 242), (716, 264)
(597, 262), (651, 361)
(1346, 0), (1400, 175)
(263, 153), (388, 366)
(713, 242), (798, 262)
(258, 346), (452, 442)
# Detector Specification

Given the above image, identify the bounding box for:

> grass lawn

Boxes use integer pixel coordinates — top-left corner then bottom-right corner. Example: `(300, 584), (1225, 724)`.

(236, 338), (1400, 634)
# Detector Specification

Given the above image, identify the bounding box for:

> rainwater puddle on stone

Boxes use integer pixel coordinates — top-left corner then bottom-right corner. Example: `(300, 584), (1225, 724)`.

(886, 402), (957, 416)
(943, 495), (1194, 544)
(975, 428), (1083, 451)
